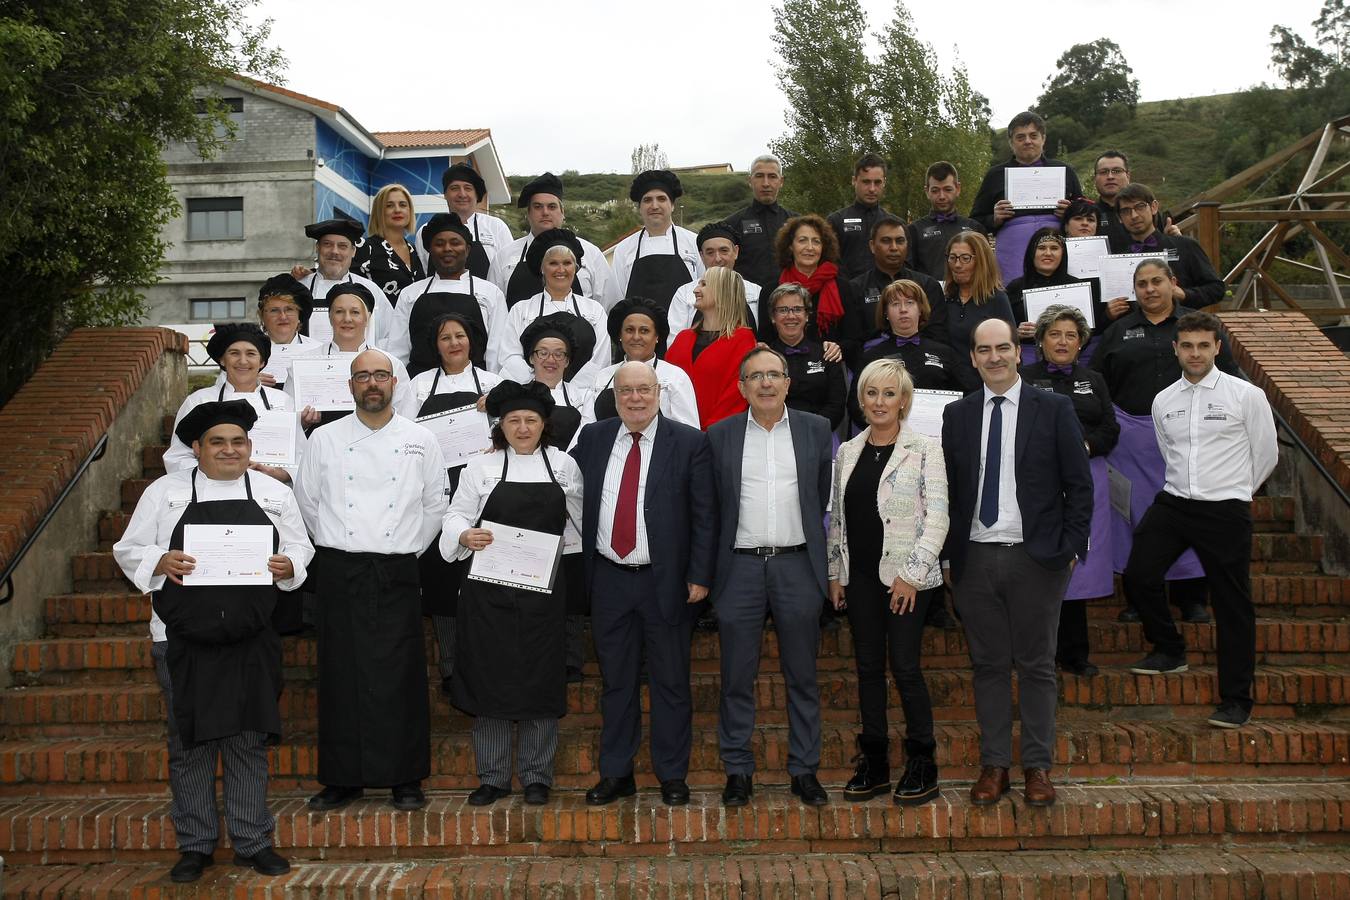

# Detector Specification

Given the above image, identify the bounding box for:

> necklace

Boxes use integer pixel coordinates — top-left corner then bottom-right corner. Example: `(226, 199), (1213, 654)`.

(866, 433), (898, 462)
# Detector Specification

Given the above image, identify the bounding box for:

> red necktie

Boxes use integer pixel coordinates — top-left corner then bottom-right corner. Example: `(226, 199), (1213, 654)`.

(610, 432), (641, 559)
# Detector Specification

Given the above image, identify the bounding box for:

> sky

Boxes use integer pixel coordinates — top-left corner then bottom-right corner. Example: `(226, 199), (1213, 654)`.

(251, 0), (1326, 175)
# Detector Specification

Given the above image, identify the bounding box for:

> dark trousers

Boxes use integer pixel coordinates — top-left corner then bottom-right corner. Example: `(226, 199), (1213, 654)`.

(471, 717), (558, 788)
(591, 561), (694, 781)
(1056, 601), (1090, 666)
(844, 576), (936, 751)
(1124, 492), (1255, 711)
(953, 543), (1070, 770)
(718, 551), (822, 776)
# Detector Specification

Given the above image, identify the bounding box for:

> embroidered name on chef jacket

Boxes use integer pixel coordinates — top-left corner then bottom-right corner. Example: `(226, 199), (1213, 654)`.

(923, 353), (945, 369)
(1202, 402), (1228, 421)
(1073, 380), (1094, 395)
(742, 221), (763, 235)
(842, 218), (862, 233)
(921, 227), (942, 240)
(257, 496), (286, 516)
(400, 442), (426, 458)
(806, 361), (825, 375)
(1124, 328), (1145, 341)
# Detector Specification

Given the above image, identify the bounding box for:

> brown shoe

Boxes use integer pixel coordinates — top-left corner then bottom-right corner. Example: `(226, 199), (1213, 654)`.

(1023, 768), (1056, 807)
(969, 766), (1010, 806)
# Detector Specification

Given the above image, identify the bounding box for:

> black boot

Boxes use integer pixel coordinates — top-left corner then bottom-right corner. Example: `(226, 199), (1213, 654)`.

(843, 734), (890, 801)
(893, 739), (939, 806)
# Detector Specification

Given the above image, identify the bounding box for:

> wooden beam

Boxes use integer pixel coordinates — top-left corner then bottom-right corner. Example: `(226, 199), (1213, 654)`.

(1220, 209), (1350, 222)
(1254, 270), (1306, 311)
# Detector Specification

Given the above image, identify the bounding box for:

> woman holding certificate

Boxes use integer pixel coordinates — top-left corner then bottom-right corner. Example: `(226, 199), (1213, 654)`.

(1005, 229), (1101, 363)
(439, 380), (584, 807)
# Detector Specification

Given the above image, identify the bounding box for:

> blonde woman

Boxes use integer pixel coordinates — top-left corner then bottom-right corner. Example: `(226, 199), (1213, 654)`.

(827, 358), (948, 806)
(665, 266), (757, 429)
(354, 183), (426, 304)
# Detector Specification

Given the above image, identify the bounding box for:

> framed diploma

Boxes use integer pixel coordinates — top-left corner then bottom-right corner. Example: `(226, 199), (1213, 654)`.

(1021, 282), (1096, 330)
(1005, 166), (1066, 210)
(468, 520), (562, 594)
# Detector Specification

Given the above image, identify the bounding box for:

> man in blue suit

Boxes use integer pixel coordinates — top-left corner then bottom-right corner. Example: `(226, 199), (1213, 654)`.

(941, 318), (1092, 808)
(707, 346), (834, 807)
(571, 362), (717, 807)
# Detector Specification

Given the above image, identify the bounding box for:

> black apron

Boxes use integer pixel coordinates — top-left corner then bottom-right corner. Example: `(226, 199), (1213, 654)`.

(625, 229), (691, 310)
(152, 470), (282, 748)
(505, 239), (583, 309)
(544, 381), (583, 450)
(530, 293), (596, 381)
(451, 450), (568, 719)
(416, 365), (484, 617)
(407, 277), (490, 376)
(218, 382), (274, 409)
(468, 216), (491, 279)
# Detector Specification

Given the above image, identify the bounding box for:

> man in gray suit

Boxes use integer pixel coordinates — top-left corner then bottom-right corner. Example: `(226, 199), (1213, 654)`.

(708, 346), (834, 807)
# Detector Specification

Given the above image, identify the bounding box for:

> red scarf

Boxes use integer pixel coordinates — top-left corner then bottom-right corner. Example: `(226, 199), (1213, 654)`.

(781, 262), (843, 335)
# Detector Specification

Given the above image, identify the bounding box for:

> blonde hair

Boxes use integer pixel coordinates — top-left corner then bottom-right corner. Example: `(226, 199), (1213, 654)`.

(943, 231), (1003, 303)
(369, 184), (415, 237)
(855, 358), (915, 421)
(702, 266), (749, 339)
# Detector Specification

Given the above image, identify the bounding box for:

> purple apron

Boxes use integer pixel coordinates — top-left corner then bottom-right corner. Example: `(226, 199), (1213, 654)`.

(1105, 407), (1204, 579)
(995, 214), (1059, 284)
(1065, 456), (1114, 600)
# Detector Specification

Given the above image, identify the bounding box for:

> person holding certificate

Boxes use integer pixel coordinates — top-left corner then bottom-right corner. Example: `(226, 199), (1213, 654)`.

(1020, 305), (1120, 677)
(589, 297), (700, 428)
(253, 275), (321, 389)
(1108, 183), (1225, 309)
(1005, 229), (1102, 363)
(439, 380), (584, 807)
(828, 359), (949, 805)
(113, 400), (313, 884)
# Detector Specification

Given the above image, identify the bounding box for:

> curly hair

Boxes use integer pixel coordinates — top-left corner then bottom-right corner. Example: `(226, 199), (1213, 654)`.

(774, 214), (840, 271)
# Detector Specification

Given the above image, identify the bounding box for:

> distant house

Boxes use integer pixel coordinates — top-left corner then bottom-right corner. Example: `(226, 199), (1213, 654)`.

(670, 163), (736, 175)
(147, 76), (508, 327)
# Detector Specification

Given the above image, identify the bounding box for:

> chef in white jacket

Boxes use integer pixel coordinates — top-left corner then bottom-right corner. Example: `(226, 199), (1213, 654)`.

(294, 216), (394, 347)
(610, 170), (703, 308)
(415, 163), (514, 279)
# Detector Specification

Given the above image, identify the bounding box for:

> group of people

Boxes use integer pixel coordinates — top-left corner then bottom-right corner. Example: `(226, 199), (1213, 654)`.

(112, 109), (1278, 883)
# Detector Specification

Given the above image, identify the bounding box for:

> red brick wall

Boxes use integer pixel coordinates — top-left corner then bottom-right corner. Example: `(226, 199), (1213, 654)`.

(0, 328), (187, 571)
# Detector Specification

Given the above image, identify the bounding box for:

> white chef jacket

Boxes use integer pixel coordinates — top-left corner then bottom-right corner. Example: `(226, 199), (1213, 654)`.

(163, 384), (299, 474)
(408, 365), (501, 410)
(666, 277), (762, 347)
(304, 270), (395, 346)
(282, 342), (418, 420)
(294, 412), (449, 555)
(589, 358), (700, 429)
(112, 468), (313, 642)
(487, 233), (622, 310)
(415, 212), (514, 273)
(610, 225), (704, 300)
(494, 292), (610, 391)
(387, 273), (509, 371)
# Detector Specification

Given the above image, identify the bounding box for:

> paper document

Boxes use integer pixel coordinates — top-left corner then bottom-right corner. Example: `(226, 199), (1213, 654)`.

(1097, 253), (1159, 303)
(1065, 236), (1110, 279)
(906, 389), (963, 439)
(1005, 167), (1066, 210)
(307, 311), (334, 345)
(468, 520), (562, 594)
(1022, 282), (1096, 330)
(291, 355), (356, 411)
(416, 405), (493, 469)
(248, 409), (298, 468)
(182, 524), (273, 586)
(262, 340), (322, 385)
(1107, 464), (1132, 520)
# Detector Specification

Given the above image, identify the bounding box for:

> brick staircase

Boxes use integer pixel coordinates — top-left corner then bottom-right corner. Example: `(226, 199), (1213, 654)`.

(2, 421), (1349, 897)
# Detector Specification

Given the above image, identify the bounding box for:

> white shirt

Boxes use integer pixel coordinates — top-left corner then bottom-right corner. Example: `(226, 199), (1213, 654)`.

(304, 271), (395, 347)
(282, 342), (419, 420)
(387, 273), (509, 370)
(666, 277), (761, 347)
(163, 384), (297, 474)
(415, 211), (514, 273)
(1153, 366), (1278, 502)
(494, 292), (610, 391)
(408, 365), (501, 410)
(294, 413), (448, 555)
(969, 379), (1024, 544)
(589, 358), (700, 428)
(488, 233), (622, 310)
(439, 446), (584, 562)
(596, 415), (660, 564)
(112, 469), (313, 642)
(610, 225), (704, 299)
(735, 408), (807, 547)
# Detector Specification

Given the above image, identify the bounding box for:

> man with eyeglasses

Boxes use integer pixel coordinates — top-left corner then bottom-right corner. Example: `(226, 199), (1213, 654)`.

(707, 347), (834, 807)
(1091, 152), (1176, 253)
(294, 349), (449, 814)
(1109, 183), (1224, 308)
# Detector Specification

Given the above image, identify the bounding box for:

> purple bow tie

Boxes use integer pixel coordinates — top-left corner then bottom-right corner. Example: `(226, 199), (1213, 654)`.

(893, 334), (921, 347)
(782, 343), (812, 356)
(932, 213), (957, 224)
(1045, 363), (1074, 375)
(1130, 235), (1161, 253)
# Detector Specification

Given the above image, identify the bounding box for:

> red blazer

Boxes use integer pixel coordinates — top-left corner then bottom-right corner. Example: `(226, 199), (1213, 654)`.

(666, 327), (757, 430)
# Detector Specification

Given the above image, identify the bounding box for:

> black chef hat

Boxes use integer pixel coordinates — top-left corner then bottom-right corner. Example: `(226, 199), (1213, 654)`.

(426, 311), (487, 364)
(521, 312), (585, 381)
(304, 213), (364, 244)
(629, 169), (683, 203)
(696, 221), (739, 250)
(524, 228), (585, 279)
(257, 274), (313, 322)
(441, 163), (486, 200)
(1063, 197), (1098, 226)
(175, 399), (258, 447)
(206, 322), (272, 366)
(422, 212), (473, 251)
(485, 379), (555, 419)
(328, 281), (377, 313)
(517, 172), (564, 208)
(607, 296), (670, 346)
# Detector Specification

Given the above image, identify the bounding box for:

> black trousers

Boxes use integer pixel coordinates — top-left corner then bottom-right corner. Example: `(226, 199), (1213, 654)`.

(844, 575), (935, 751)
(1056, 601), (1090, 666)
(1124, 492), (1255, 711)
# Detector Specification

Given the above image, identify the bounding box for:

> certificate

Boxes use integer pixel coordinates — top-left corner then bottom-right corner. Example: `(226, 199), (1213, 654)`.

(1065, 236), (1110, 279)
(1022, 282), (1096, 330)
(182, 524), (273, 586)
(905, 389), (962, 439)
(306, 310), (334, 345)
(416, 404), (493, 469)
(262, 340), (321, 385)
(468, 520), (562, 594)
(1097, 253), (1157, 303)
(1005, 166), (1066, 210)
(1107, 464), (1132, 520)
(248, 409), (298, 468)
(291, 355), (355, 411)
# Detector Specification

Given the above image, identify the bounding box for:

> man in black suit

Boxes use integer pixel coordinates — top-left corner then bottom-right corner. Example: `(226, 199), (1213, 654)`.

(571, 362), (717, 807)
(708, 346), (834, 807)
(941, 318), (1092, 808)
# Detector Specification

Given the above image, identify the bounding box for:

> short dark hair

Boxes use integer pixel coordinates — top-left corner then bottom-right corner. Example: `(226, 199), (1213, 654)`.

(1094, 150), (1130, 172)
(870, 214), (908, 240)
(490, 415), (555, 451)
(738, 345), (788, 379)
(1118, 182), (1156, 205)
(1175, 311), (1224, 342)
(854, 152), (887, 176)
(926, 161), (958, 183)
(969, 316), (1015, 351)
(1008, 111), (1046, 135)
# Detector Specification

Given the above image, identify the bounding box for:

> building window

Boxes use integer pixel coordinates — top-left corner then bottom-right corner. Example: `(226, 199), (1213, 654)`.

(189, 298), (247, 321)
(194, 96), (244, 139)
(187, 197), (243, 240)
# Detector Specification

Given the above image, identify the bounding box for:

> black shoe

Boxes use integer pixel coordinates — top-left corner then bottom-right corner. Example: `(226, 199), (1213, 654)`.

(233, 846), (289, 876)
(660, 779), (691, 806)
(1059, 659), (1100, 677)
(1117, 606), (1141, 623)
(925, 601), (957, 629)
(1207, 702), (1252, 729)
(791, 773), (829, 806)
(1129, 651), (1189, 675)
(440, 675), (454, 696)
(391, 781), (427, 811)
(722, 774), (753, 807)
(523, 782), (550, 805)
(585, 775), (637, 805)
(818, 610), (841, 630)
(842, 735), (890, 801)
(566, 665), (584, 684)
(467, 783), (511, 806)
(169, 851), (214, 883)
(1181, 603), (1212, 624)
(893, 756), (940, 806)
(307, 785), (363, 811)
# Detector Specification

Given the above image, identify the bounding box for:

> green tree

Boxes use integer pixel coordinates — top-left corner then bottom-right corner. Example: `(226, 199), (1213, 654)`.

(1270, 0), (1348, 86)
(1035, 38), (1139, 133)
(0, 1), (282, 403)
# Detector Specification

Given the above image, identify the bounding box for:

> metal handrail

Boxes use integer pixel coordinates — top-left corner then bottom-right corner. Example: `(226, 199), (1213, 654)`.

(0, 434), (109, 606)
(1269, 402), (1350, 510)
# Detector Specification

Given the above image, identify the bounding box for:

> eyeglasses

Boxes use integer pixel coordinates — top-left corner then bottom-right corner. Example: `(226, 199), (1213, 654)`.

(351, 370), (393, 384)
(1096, 167), (1127, 177)
(615, 385), (656, 397)
(947, 254), (975, 265)
(773, 306), (807, 316)
(742, 371), (786, 384)
(532, 349), (569, 361)
(1120, 202), (1152, 217)
(262, 305), (297, 316)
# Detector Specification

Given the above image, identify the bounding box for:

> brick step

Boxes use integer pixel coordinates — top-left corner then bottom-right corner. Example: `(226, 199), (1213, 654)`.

(6, 847), (1350, 898)
(2, 719), (1346, 796)
(1, 780), (1348, 863)
(120, 478), (156, 514)
(141, 444), (166, 478)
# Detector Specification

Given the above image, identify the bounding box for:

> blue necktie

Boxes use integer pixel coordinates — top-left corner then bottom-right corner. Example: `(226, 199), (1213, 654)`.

(979, 397), (1005, 528)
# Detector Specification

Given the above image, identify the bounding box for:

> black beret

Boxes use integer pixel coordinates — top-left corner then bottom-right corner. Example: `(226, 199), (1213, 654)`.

(175, 399), (258, 447)
(517, 172), (564, 208)
(304, 213), (364, 243)
(257, 274), (313, 321)
(422, 212), (473, 251)
(629, 169), (683, 202)
(1063, 197), (1098, 225)
(441, 163), (486, 200)
(485, 379), (555, 420)
(524, 228), (585, 279)
(206, 322), (271, 365)
(607, 297), (670, 345)
(328, 281), (376, 313)
(697, 221), (739, 250)
(426, 312), (487, 364)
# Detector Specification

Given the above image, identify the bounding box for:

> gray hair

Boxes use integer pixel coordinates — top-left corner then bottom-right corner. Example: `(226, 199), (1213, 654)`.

(542, 244), (577, 265)
(1033, 304), (1091, 349)
(767, 283), (810, 310)
(750, 154), (783, 172)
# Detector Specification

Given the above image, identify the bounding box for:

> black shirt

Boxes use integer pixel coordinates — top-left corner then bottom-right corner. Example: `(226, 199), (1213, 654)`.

(1020, 361), (1120, 456)
(722, 201), (796, 288)
(1104, 231), (1224, 309)
(849, 266), (946, 342)
(907, 214), (987, 279)
(851, 333), (977, 428)
(827, 202), (890, 279)
(938, 291), (1016, 357)
(1090, 306), (1240, 416)
(353, 235), (426, 306)
(759, 273), (869, 371)
(844, 441), (894, 587)
(970, 157), (1084, 234)
(772, 337), (847, 430)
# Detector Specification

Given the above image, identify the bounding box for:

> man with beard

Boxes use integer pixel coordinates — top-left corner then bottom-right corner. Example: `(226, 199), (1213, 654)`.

(293, 216), (394, 345)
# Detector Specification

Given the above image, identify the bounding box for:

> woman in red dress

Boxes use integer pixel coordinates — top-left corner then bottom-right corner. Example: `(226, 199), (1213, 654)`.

(665, 266), (757, 430)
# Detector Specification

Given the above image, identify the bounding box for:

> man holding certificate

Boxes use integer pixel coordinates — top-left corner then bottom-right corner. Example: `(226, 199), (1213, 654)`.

(113, 400), (313, 884)
(1108, 183), (1225, 308)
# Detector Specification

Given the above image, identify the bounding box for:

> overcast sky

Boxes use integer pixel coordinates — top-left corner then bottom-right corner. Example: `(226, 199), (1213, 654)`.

(254, 0), (1324, 175)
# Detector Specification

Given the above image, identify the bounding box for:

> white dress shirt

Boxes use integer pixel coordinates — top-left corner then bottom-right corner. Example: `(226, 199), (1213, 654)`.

(610, 225), (704, 299)
(735, 408), (807, 548)
(666, 278), (761, 346)
(163, 384), (296, 473)
(415, 211), (514, 274)
(294, 413), (448, 555)
(488, 233), (622, 310)
(596, 416), (660, 564)
(494, 292), (611, 391)
(112, 469), (314, 642)
(408, 365), (501, 409)
(1153, 366), (1278, 502)
(969, 378), (1025, 544)
(589, 358), (700, 428)
(304, 270), (395, 346)
(387, 273), (509, 370)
